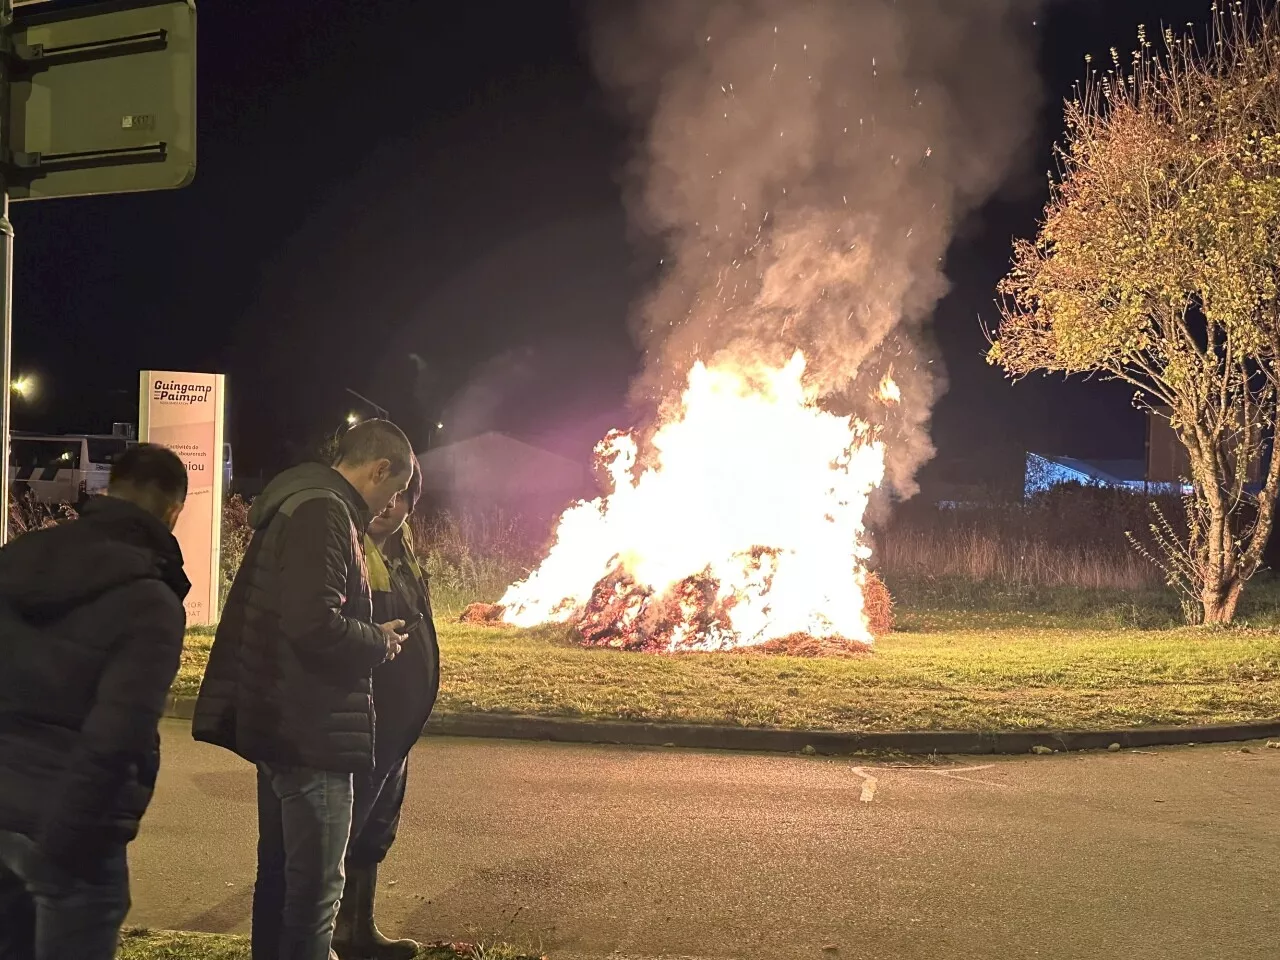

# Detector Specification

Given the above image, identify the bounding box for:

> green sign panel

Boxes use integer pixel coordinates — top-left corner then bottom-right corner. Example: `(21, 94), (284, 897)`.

(5, 0), (196, 200)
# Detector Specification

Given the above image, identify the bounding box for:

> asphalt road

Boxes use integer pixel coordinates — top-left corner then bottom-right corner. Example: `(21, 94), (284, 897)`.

(129, 719), (1280, 960)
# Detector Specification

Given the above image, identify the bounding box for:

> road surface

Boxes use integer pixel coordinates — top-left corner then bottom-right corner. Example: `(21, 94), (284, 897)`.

(128, 719), (1280, 960)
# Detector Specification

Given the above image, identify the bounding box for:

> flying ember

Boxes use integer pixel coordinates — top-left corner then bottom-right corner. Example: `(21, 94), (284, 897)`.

(497, 351), (889, 651)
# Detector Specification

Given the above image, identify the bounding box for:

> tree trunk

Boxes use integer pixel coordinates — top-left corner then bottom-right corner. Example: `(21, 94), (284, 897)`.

(1201, 577), (1244, 625)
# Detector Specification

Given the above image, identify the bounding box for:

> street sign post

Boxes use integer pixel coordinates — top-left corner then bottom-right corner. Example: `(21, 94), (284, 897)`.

(0, 0), (196, 541)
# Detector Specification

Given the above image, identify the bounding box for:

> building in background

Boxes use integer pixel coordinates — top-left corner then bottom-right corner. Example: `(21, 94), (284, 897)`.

(1023, 452), (1197, 498)
(1025, 406), (1267, 499)
(1024, 453), (1148, 496)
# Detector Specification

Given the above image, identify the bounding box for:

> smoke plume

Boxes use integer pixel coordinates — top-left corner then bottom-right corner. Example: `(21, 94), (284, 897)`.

(589, 0), (1042, 497)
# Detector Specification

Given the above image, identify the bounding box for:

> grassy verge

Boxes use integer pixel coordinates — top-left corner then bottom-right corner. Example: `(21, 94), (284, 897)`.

(189, 495), (1280, 733)
(176, 595), (1280, 732)
(118, 928), (545, 960)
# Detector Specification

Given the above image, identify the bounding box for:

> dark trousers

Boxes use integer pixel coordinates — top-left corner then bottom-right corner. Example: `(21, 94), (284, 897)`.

(0, 829), (129, 960)
(251, 763), (354, 960)
(347, 757), (408, 867)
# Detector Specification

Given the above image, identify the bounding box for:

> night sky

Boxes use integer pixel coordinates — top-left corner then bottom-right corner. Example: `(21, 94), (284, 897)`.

(7, 0), (1220, 490)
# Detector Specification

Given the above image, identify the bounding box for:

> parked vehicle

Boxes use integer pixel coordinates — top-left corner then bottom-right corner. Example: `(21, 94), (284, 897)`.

(9, 434), (115, 504)
(9, 432), (234, 505)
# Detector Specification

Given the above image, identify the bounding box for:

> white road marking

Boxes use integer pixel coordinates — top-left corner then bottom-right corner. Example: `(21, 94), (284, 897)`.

(905, 764), (1004, 787)
(851, 763), (1005, 801)
(851, 766), (878, 802)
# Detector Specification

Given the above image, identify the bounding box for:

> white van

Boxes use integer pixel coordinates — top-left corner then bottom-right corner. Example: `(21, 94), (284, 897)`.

(8, 433), (132, 504)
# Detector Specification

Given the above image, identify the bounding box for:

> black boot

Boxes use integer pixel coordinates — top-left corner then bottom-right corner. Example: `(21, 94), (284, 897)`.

(332, 863), (418, 960)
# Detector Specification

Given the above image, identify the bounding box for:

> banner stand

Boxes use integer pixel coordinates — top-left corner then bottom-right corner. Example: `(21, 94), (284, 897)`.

(139, 370), (225, 625)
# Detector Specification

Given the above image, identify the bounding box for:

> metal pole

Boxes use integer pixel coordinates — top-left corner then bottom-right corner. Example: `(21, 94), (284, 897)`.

(0, 193), (11, 544)
(0, 0), (13, 544)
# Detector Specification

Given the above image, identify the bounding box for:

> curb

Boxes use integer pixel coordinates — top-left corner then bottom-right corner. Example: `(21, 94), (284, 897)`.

(163, 695), (1280, 756)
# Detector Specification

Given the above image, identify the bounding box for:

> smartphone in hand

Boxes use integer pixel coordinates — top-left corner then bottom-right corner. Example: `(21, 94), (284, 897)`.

(402, 612), (425, 632)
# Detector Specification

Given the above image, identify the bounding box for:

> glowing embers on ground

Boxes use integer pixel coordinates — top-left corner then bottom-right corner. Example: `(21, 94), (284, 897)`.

(497, 351), (888, 651)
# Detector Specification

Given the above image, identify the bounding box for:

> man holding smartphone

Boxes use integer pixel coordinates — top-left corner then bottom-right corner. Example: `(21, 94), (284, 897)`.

(193, 420), (414, 960)
(332, 454), (440, 960)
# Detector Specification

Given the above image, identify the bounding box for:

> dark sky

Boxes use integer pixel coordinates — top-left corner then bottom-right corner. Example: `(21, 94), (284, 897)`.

(8, 0), (1219, 487)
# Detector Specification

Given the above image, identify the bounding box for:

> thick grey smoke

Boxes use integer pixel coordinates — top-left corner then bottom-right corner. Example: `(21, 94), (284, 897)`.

(590, 0), (1042, 497)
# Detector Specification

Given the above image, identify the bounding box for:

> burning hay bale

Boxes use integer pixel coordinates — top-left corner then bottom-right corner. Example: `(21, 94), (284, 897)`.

(750, 634), (872, 658)
(492, 355), (898, 654)
(577, 570), (737, 652)
(460, 569), (894, 654)
(459, 602), (506, 625)
(741, 573), (891, 657)
(863, 571), (894, 638)
(572, 565), (894, 654)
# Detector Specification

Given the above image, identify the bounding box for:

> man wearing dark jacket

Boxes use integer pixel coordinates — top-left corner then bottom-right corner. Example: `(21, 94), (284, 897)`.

(192, 419), (413, 960)
(0, 444), (190, 960)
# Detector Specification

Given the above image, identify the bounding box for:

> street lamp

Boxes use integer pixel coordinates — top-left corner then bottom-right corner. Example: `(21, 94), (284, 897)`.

(424, 421), (445, 451)
(346, 412), (360, 427)
(344, 388), (389, 421)
(11, 373), (33, 399)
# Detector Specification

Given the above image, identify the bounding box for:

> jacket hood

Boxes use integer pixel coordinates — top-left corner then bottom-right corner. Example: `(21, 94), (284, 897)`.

(248, 462), (370, 531)
(0, 496), (191, 614)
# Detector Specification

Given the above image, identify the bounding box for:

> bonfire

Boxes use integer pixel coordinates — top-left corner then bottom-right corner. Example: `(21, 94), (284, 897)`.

(462, 351), (896, 655)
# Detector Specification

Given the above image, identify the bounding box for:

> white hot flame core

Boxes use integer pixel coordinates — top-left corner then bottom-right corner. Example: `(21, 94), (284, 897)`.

(498, 351), (888, 648)
(878, 375), (901, 404)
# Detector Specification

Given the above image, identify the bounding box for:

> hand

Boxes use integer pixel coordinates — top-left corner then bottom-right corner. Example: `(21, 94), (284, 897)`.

(378, 620), (406, 661)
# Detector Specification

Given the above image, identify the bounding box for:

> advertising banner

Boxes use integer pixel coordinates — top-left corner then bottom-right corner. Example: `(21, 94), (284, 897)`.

(139, 370), (225, 625)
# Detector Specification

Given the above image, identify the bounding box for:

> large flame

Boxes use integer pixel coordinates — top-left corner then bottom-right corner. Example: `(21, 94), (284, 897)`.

(499, 351), (887, 650)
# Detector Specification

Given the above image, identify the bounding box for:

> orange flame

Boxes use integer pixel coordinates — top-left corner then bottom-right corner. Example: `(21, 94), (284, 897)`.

(498, 351), (887, 648)
(878, 375), (901, 404)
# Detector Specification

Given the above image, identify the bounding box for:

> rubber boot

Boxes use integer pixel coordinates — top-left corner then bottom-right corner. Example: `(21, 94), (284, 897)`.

(332, 863), (419, 960)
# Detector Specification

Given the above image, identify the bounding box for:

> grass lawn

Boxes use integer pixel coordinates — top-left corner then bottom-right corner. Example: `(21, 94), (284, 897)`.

(174, 583), (1280, 733)
(118, 928), (544, 960)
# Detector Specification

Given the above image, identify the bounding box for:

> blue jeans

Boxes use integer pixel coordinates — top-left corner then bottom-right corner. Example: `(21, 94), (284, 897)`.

(0, 829), (130, 960)
(252, 764), (354, 960)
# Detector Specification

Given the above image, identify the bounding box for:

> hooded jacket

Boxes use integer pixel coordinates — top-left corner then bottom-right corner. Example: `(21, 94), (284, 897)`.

(0, 496), (189, 873)
(192, 463), (390, 773)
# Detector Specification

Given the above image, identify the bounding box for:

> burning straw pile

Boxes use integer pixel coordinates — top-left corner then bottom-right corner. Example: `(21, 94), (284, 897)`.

(462, 355), (895, 656)
(461, 568), (892, 657)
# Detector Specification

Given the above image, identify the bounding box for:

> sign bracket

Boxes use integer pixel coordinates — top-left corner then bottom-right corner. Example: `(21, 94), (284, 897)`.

(10, 26), (166, 67)
(6, 140), (167, 172)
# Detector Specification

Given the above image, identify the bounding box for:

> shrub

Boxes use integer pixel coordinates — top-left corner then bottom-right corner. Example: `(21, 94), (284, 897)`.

(8, 493), (77, 539)
(409, 510), (545, 617)
(220, 495), (252, 611)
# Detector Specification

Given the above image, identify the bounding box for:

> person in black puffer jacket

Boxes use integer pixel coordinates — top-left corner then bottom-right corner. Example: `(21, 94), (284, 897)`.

(192, 420), (414, 960)
(0, 444), (190, 960)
